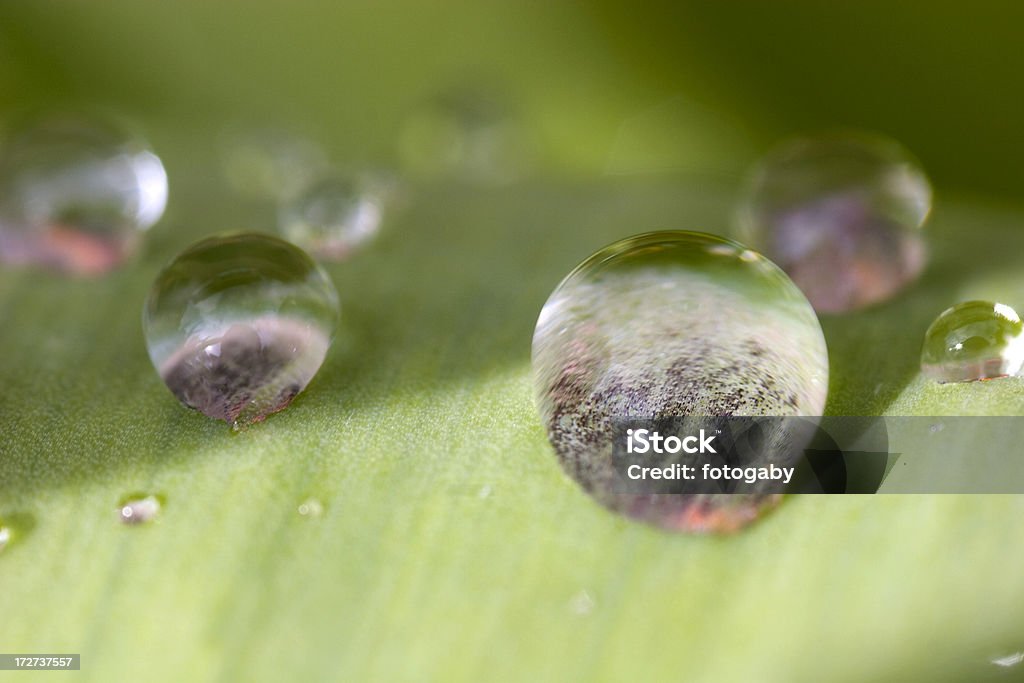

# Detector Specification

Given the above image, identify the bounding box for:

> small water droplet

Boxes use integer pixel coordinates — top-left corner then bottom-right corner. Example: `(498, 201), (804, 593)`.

(220, 127), (327, 202)
(921, 301), (1024, 382)
(117, 493), (163, 525)
(738, 131), (931, 312)
(568, 589), (596, 617)
(0, 112), (167, 275)
(532, 231), (828, 533)
(278, 173), (392, 261)
(297, 498), (324, 518)
(399, 84), (529, 184)
(0, 512), (37, 552)
(477, 484), (492, 499)
(929, 422), (945, 433)
(992, 652), (1024, 668)
(143, 233), (340, 426)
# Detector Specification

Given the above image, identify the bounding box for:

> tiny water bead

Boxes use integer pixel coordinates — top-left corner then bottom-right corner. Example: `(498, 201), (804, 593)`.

(117, 494), (163, 525)
(738, 131), (931, 313)
(921, 301), (1024, 383)
(297, 498), (324, 518)
(278, 174), (389, 261)
(532, 231), (828, 533)
(0, 113), (168, 275)
(0, 512), (36, 553)
(143, 233), (339, 427)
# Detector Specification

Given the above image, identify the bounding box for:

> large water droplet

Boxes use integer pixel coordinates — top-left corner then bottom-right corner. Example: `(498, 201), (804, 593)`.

(143, 233), (339, 426)
(738, 131), (931, 312)
(0, 113), (168, 275)
(921, 301), (1024, 382)
(278, 173), (391, 261)
(117, 493), (163, 525)
(532, 231), (828, 533)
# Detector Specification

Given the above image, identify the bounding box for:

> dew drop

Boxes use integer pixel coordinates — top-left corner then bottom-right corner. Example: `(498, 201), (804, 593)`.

(568, 589), (596, 617)
(0, 512), (37, 553)
(921, 301), (1024, 383)
(219, 127), (327, 202)
(117, 493), (163, 525)
(278, 173), (393, 261)
(531, 231), (828, 533)
(297, 498), (324, 518)
(738, 131), (931, 312)
(0, 113), (167, 275)
(992, 652), (1024, 668)
(143, 233), (340, 426)
(399, 84), (528, 184)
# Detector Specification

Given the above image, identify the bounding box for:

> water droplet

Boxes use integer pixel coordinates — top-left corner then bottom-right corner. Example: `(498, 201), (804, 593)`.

(220, 127), (327, 202)
(568, 589), (596, 617)
(117, 493), (163, 525)
(992, 652), (1024, 668)
(399, 84), (529, 184)
(278, 173), (391, 261)
(0, 113), (167, 275)
(477, 484), (492, 499)
(532, 231), (828, 533)
(921, 301), (1024, 382)
(143, 233), (340, 426)
(297, 498), (324, 518)
(738, 131), (931, 312)
(0, 512), (37, 553)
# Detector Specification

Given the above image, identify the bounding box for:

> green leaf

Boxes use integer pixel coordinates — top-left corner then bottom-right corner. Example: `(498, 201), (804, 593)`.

(2, 167), (1024, 682)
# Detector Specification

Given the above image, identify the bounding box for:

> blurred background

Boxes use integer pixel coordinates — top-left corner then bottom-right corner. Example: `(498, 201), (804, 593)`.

(4, 1), (1023, 195)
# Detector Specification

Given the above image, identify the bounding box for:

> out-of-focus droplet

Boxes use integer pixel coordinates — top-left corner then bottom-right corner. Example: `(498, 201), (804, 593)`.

(738, 131), (931, 312)
(117, 493), (163, 525)
(297, 498), (324, 518)
(278, 173), (396, 261)
(143, 233), (339, 427)
(0, 512), (36, 553)
(568, 589), (596, 617)
(921, 301), (1024, 382)
(0, 113), (168, 275)
(532, 231), (828, 533)
(399, 84), (529, 184)
(220, 127), (328, 202)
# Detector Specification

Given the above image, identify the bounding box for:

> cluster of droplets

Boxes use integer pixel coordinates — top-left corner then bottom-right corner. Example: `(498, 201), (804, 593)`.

(0, 112), (167, 275)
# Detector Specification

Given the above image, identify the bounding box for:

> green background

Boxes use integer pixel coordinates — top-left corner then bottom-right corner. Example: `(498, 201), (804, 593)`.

(1, 3), (1023, 681)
